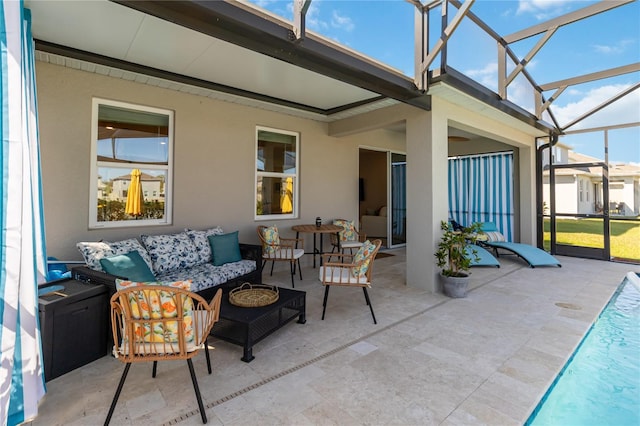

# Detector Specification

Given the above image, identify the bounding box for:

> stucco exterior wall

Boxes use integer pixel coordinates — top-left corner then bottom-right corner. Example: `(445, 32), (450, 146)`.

(36, 62), (404, 261)
(430, 96), (538, 245)
(408, 95), (539, 292)
(36, 61), (543, 293)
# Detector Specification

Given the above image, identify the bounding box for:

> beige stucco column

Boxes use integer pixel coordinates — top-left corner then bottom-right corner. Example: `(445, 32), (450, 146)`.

(405, 110), (449, 292)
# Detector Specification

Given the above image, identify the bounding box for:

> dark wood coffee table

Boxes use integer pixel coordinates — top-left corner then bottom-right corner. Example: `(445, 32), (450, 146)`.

(210, 286), (306, 362)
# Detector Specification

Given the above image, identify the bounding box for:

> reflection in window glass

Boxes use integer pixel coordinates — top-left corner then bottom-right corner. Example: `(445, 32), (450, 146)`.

(90, 99), (173, 228)
(256, 127), (299, 219)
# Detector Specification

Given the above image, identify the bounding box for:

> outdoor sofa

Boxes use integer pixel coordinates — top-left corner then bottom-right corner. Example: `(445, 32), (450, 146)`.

(72, 227), (262, 301)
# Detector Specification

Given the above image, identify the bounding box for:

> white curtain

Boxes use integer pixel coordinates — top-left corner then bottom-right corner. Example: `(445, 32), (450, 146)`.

(1, 3), (48, 425)
(448, 152), (514, 241)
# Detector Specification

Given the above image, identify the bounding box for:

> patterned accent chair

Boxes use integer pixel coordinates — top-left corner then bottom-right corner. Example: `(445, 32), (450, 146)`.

(256, 225), (305, 288)
(329, 218), (366, 256)
(318, 239), (382, 324)
(105, 282), (222, 425)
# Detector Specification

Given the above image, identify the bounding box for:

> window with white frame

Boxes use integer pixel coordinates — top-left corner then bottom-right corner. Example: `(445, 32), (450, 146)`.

(89, 99), (173, 228)
(255, 127), (299, 220)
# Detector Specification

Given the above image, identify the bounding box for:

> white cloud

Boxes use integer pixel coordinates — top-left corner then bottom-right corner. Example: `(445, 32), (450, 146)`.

(293, 2), (355, 35)
(464, 62), (535, 111)
(465, 62), (499, 91)
(552, 84), (640, 130)
(254, 0), (276, 7)
(331, 10), (354, 32)
(592, 39), (635, 55)
(516, 0), (573, 19)
(304, 2), (328, 31)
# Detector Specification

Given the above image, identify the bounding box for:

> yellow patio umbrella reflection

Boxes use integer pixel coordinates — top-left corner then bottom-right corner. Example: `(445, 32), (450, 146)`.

(125, 169), (144, 217)
(280, 177), (293, 214)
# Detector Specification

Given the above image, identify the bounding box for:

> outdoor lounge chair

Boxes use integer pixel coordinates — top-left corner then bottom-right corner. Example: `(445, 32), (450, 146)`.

(449, 220), (499, 268)
(466, 244), (500, 268)
(478, 222), (561, 268)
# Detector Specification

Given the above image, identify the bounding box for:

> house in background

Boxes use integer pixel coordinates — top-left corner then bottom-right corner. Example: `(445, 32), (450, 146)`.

(543, 145), (640, 217)
(110, 172), (164, 203)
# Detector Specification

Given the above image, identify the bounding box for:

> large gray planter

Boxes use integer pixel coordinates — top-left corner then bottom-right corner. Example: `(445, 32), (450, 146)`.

(440, 272), (470, 298)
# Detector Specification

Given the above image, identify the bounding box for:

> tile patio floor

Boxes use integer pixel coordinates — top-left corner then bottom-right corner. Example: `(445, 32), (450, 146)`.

(28, 249), (635, 425)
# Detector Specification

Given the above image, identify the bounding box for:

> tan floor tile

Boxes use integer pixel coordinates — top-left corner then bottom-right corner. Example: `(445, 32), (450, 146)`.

(31, 249), (636, 425)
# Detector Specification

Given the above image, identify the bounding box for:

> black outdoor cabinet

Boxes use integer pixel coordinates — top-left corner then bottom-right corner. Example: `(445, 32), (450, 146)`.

(38, 278), (109, 381)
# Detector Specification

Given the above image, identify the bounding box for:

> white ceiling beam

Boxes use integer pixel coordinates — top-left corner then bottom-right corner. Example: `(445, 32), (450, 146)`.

(419, 0), (474, 75)
(293, 0), (312, 41)
(561, 82), (640, 131)
(504, 27), (556, 88)
(503, 0), (634, 43)
(540, 63), (640, 91)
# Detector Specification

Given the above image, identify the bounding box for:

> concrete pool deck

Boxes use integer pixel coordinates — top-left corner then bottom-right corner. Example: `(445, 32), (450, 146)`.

(29, 250), (636, 425)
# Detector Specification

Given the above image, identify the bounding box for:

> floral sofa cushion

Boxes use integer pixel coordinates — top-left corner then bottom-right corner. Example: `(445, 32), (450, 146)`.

(185, 226), (225, 263)
(77, 239), (153, 273)
(141, 232), (200, 275)
(155, 260), (256, 293)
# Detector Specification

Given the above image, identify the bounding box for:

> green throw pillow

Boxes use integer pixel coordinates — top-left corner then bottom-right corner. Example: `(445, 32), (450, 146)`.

(208, 231), (242, 266)
(100, 250), (156, 282)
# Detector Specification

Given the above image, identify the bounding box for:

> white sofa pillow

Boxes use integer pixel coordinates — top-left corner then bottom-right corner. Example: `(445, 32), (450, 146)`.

(77, 239), (153, 273)
(185, 227), (225, 263)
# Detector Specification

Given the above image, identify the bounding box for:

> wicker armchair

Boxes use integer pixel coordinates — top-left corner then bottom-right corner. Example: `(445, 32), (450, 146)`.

(257, 225), (304, 288)
(329, 218), (367, 256)
(319, 239), (382, 324)
(105, 285), (222, 425)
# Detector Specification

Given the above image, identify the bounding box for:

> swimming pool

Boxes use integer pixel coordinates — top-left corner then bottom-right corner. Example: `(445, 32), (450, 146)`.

(526, 272), (640, 425)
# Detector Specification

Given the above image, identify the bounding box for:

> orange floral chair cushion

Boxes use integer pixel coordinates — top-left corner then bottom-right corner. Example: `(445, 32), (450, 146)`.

(115, 279), (194, 343)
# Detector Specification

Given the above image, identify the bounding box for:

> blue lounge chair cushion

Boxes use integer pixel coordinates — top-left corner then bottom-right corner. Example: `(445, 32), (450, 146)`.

(484, 241), (561, 268)
(465, 244), (500, 268)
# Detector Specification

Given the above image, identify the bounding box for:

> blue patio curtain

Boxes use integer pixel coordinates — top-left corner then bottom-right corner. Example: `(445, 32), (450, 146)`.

(391, 162), (406, 237)
(1, 3), (48, 425)
(448, 152), (514, 241)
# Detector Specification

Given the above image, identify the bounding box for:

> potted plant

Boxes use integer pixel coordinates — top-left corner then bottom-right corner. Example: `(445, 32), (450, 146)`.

(434, 220), (481, 298)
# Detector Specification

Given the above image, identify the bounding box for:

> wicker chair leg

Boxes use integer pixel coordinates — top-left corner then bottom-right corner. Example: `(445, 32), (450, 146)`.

(187, 358), (207, 424)
(362, 288), (377, 324)
(152, 361), (158, 378)
(270, 260), (275, 276)
(297, 259), (303, 280)
(321, 285), (330, 320)
(104, 363), (131, 426)
(204, 337), (212, 374)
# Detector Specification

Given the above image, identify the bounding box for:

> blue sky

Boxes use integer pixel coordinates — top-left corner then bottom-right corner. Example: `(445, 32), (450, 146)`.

(249, 0), (639, 163)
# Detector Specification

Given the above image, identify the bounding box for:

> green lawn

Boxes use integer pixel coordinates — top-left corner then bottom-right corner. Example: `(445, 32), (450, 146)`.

(543, 218), (640, 262)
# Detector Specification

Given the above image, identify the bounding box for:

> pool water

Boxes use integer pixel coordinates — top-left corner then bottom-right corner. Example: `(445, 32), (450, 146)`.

(527, 272), (640, 425)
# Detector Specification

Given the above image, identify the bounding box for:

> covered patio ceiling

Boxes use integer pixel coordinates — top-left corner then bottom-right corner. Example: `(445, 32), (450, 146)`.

(27, 0), (637, 137)
(28, 0), (427, 121)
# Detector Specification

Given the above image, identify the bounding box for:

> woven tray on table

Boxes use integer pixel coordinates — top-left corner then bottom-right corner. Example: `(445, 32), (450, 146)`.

(229, 283), (279, 307)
